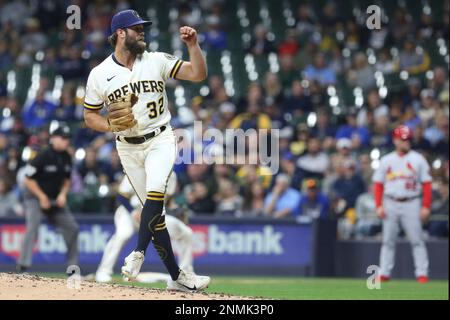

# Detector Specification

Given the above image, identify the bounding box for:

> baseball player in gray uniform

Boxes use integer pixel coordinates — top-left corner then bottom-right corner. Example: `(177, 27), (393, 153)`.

(83, 9), (209, 292)
(372, 125), (432, 283)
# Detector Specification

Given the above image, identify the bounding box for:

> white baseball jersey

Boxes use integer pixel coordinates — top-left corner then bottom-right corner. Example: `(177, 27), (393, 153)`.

(84, 51), (183, 137)
(372, 150), (432, 198)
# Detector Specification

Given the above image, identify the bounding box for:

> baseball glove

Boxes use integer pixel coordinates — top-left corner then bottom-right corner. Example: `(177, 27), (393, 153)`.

(107, 94), (139, 132)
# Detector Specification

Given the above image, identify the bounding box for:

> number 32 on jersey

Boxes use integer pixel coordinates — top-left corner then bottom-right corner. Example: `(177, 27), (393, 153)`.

(147, 96), (164, 119)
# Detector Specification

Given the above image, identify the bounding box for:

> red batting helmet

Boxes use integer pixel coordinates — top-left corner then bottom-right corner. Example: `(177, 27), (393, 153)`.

(393, 125), (413, 140)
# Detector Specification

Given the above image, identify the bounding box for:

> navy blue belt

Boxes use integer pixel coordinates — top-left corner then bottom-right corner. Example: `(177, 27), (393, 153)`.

(117, 126), (166, 144)
(386, 195), (420, 202)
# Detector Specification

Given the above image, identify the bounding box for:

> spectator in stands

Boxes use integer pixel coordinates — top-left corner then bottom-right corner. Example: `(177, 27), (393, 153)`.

(428, 66), (448, 96)
(311, 109), (337, 151)
(296, 179), (330, 220)
(21, 18), (47, 54)
(242, 181), (266, 217)
(399, 37), (430, 75)
(279, 150), (302, 190)
(428, 177), (449, 238)
(331, 158), (366, 213)
(357, 89), (389, 128)
(215, 178), (243, 216)
(201, 15), (227, 51)
(264, 174), (301, 218)
(0, 133), (8, 163)
(318, 1), (338, 31)
(0, 177), (19, 217)
(76, 147), (105, 187)
(219, 101), (238, 129)
(304, 52), (337, 86)
(236, 82), (265, 114)
(22, 89), (57, 130)
(181, 163), (218, 200)
(358, 153), (373, 188)
(263, 72), (284, 106)
(296, 137), (330, 180)
(354, 184), (381, 238)
(289, 123), (310, 156)
(279, 54), (299, 89)
(331, 138), (356, 168)
(347, 52), (376, 91)
(418, 89), (438, 126)
(229, 102), (271, 131)
(100, 149), (123, 185)
(390, 8), (414, 43)
(344, 19), (364, 51)
(236, 164), (272, 191)
(375, 48), (398, 74)
(247, 24), (276, 56)
(0, 39), (12, 71)
(329, 44), (350, 76)
(295, 4), (316, 37)
(278, 29), (300, 57)
(57, 45), (87, 80)
(278, 127), (293, 155)
(411, 124), (433, 156)
(425, 111), (449, 158)
(403, 77), (423, 112)
(55, 86), (78, 123)
(296, 37), (318, 71)
(336, 110), (371, 148)
(417, 11), (435, 40)
(281, 80), (312, 115)
(368, 22), (391, 50)
(185, 181), (216, 214)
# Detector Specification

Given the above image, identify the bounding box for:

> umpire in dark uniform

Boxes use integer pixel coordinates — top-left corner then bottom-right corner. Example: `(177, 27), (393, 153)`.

(17, 124), (79, 273)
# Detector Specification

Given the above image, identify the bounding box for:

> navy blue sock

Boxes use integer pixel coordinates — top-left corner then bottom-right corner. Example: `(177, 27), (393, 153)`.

(135, 191), (180, 280)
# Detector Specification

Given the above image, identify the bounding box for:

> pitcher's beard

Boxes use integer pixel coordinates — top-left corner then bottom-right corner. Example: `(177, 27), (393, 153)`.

(125, 38), (146, 56)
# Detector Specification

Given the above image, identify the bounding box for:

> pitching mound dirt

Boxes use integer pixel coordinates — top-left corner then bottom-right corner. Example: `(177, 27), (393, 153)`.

(0, 273), (249, 300)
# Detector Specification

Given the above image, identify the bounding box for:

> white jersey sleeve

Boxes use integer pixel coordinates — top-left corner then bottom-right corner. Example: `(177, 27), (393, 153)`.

(418, 155), (432, 183)
(84, 70), (104, 110)
(154, 52), (184, 81)
(372, 157), (388, 183)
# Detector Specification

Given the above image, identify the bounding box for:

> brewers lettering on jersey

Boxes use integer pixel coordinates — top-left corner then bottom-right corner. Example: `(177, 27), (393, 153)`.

(83, 9), (210, 292)
(84, 51), (178, 136)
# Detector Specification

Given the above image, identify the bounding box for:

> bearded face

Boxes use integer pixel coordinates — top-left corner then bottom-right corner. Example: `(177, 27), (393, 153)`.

(124, 27), (146, 55)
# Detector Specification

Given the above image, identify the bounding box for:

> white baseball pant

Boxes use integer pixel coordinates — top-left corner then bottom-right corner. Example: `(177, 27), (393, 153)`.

(116, 126), (177, 203)
(379, 197), (429, 277)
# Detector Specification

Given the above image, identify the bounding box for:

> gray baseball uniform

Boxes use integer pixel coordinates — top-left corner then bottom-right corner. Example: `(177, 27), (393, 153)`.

(373, 150), (431, 277)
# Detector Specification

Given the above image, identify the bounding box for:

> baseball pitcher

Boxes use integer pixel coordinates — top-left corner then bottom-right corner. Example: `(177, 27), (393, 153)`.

(83, 9), (209, 292)
(373, 125), (432, 283)
(95, 173), (195, 283)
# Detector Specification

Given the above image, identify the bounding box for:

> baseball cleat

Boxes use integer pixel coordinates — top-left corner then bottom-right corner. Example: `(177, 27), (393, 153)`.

(121, 251), (144, 281)
(167, 270), (210, 292)
(378, 275), (390, 282)
(417, 276), (429, 283)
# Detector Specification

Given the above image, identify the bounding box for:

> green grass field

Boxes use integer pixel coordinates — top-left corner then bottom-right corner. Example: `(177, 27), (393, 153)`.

(43, 273), (448, 300)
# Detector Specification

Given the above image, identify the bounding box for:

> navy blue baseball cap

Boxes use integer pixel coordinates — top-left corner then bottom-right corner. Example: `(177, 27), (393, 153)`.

(111, 10), (152, 34)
